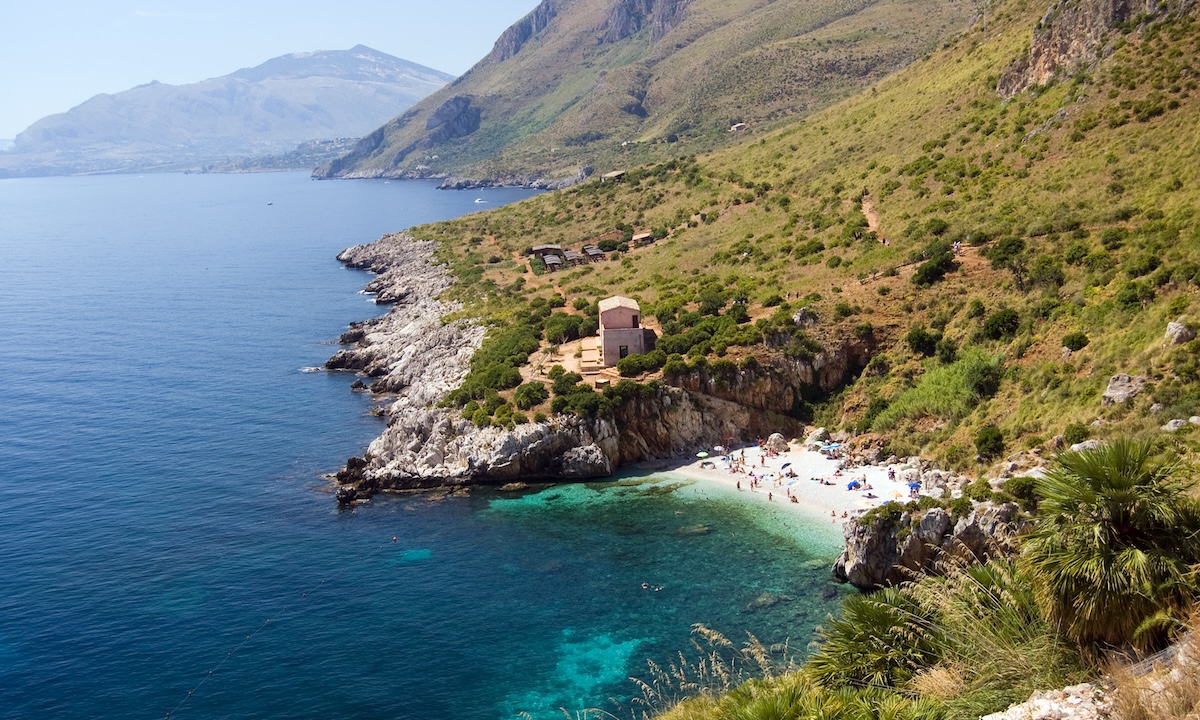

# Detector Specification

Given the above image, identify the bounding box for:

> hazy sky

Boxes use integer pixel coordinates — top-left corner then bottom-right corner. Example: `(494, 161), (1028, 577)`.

(0, 0), (542, 139)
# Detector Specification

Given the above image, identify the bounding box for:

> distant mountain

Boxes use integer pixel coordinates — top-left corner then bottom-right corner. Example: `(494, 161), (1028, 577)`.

(316, 0), (978, 182)
(0, 46), (452, 177)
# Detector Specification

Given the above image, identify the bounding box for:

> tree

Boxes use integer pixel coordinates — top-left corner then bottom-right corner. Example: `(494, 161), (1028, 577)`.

(1022, 439), (1200, 650)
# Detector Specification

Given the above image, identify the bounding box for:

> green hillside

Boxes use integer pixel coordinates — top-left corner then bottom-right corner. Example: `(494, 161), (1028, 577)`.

(316, 0), (978, 180)
(409, 0), (1200, 478)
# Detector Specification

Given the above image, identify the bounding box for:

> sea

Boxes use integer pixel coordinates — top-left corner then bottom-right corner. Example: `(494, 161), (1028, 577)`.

(0, 172), (846, 720)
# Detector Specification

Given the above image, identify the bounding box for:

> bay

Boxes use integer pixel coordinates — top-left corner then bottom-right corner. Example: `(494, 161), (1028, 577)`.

(0, 172), (845, 720)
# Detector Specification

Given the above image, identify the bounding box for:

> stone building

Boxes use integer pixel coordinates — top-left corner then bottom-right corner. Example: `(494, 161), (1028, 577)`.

(598, 296), (653, 366)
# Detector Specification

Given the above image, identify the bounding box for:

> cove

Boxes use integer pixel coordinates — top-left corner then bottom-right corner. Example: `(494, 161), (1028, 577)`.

(0, 172), (845, 719)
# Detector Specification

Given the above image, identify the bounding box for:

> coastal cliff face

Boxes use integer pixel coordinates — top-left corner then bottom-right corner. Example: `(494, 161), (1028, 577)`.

(998, 0), (1195, 96)
(669, 340), (874, 417)
(832, 501), (1026, 590)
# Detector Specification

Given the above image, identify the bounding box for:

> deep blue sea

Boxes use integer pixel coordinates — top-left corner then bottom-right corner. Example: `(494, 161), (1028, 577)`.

(0, 172), (845, 720)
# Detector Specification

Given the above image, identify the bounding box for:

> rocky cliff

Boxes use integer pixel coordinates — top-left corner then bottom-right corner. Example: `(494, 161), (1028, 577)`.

(998, 0), (1196, 96)
(832, 501), (1026, 590)
(483, 1), (560, 64)
(600, 0), (691, 43)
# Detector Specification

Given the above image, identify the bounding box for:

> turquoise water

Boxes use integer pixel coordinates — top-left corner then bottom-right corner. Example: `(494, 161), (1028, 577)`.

(0, 173), (846, 719)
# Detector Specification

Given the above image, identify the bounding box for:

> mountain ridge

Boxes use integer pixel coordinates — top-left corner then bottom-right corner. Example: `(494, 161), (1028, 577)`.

(316, 0), (980, 182)
(1, 46), (452, 177)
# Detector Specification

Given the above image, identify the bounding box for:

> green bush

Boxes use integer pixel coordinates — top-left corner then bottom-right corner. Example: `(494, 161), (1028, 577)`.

(975, 425), (1004, 459)
(936, 337), (958, 364)
(1003, 475), (1039, 512)
(906, 324), (940, 356)
(1063, 422), (1089, 445)
(982, 308), (1020, 339)
(513, 382), (549, 410)
(807, 587), (940, 688)
(965, 477), (995, 502)
(551, 371), (585, 395)
(1062, 332), (1089, 351)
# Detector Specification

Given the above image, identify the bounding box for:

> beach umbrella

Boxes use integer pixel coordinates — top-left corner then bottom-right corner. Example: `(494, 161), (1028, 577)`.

(820, 443), (842, 450)
(713, 445), (726, 453)
(696, 451), (709, 458)
(908, 481), (921, 489)
(781, 462), (791, 468)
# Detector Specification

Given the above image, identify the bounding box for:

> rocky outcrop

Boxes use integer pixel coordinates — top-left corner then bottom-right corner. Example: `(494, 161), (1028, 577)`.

(668, 337), (875, 419)
(998, 0), (1196, 97)
(1165, 320), (1196, 346)
(483, 1), (558, 64)
(600, 0), (691, 44)
(324, 234), (485, 398)
(336, 379), (762, 494)
(981, 683), (1111, 720)
(437, 168), (591, 191)
(1101, 373), (1146, 406)
(832, 502), (1025, 590)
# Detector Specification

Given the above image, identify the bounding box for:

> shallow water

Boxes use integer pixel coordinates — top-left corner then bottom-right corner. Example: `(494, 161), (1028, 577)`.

(0, 173), (847, 719)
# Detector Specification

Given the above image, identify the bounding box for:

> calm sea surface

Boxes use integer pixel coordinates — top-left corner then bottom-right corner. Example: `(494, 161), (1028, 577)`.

(0, 172), (845, 720)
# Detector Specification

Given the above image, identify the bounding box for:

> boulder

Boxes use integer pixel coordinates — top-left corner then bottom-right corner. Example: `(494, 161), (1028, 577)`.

(1163, 418), (1189, 432)
(982, 683), (1110, 720)
(805, 427), (830, 445)
(1070, 439), (1102, 452)
(1101, 374), (1146, 406)
(764, 432), (789, 453)
(1165, 321), (1196, 346)
(792, 306), (817, 326)
(334, 485), (359, 505)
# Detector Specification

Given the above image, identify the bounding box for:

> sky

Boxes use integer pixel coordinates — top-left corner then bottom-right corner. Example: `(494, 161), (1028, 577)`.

(0, 0), (543, 139)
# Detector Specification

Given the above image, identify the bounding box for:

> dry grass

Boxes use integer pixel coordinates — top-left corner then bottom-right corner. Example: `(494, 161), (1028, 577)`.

(626, 625), (796, 719)
(1110, 625), (1200, 720)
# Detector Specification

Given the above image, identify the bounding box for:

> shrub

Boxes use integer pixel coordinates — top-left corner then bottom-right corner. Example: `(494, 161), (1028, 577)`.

(1062, 422), (1089, 445)
(1062, 332), (1089, 351)
(911, 240), (956, 287)
(807, 587), (940, 688)
(906, 325), (940, 356)
(975, 425), (1004, 459)
(513, 382), (549, 410)
(551, 371), (584, 395)
(936, 337), (958, 364)
(982, 308), (1020, 339)
(1116, 281), (1155, 310)
(1023, 439), (1200, 649)
(1003, 475), (1039, 511)
(966, 477), (995, 502)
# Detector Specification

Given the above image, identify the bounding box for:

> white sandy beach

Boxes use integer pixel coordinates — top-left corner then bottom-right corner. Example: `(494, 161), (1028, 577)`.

(664, 441), (929, 525)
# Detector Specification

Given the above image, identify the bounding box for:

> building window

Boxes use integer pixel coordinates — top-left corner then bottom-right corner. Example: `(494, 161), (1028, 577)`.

(619, 345), (629, 359)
